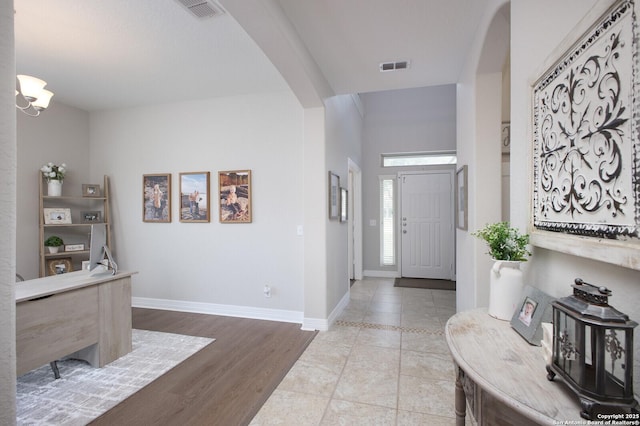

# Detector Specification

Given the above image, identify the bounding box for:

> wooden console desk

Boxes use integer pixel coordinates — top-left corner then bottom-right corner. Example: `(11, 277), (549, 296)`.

(445, 308), (583, 425)
(16, 270), (136, 376)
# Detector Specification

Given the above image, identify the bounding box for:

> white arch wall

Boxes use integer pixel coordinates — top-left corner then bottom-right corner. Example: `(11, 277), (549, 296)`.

(456, 0), (510, 312)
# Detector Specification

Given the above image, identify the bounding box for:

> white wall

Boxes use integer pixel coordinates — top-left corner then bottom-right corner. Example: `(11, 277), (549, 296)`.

(511, 0), (640, 398)
(89, 91), (306, 320)
(0, 1), (16, 422)
(360, 85), (457, 275)
(324, 94), (363, 317)
(17, 102), (90, 280)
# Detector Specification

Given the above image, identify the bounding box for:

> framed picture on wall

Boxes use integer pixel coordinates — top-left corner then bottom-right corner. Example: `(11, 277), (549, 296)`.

(456, 165), (468, 230)
(143, 173), (171, 223)
(328, 172), (340, 220)
(180, 171), (211, 223)
(218, 170), (252, 223)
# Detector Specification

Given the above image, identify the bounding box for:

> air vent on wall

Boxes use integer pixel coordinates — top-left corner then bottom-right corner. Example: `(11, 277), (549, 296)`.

(175, 0), (225, 19)
(379, 60), (411, 72)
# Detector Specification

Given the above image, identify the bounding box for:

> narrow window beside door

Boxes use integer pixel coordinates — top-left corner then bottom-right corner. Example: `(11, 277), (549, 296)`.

(380, 177), (395, 266)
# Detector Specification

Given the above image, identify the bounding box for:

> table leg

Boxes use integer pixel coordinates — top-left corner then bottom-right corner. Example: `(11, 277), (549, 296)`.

(455, 369), (466, 426)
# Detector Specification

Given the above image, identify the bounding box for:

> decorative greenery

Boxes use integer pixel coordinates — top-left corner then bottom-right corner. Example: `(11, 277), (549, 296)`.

(40, 162), (66, 182)
(44, 235), (64, 247)
(472, 222), (531, 261)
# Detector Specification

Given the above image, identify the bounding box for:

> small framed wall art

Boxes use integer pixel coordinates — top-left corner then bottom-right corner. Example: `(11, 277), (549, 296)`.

(143, 173), (171, 223)
(43, 208), (72, 225)
(219, 170), (252, 223)
(82, 184), (101, 197)
(180, 171), (210, 223)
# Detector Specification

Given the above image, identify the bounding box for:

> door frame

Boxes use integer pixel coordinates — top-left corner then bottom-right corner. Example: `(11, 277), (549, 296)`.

(397, 168), (456, 279)
(348, 158), (363, 280)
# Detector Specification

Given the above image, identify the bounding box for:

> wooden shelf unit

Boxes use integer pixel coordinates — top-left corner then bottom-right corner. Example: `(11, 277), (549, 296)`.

(39, 175), (111, 277)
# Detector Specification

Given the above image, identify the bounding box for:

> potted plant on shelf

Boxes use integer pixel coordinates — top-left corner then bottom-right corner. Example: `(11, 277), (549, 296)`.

(40, 162), (67, 196)
(44, 235), (64, 254)
(472, 222), (531, 320)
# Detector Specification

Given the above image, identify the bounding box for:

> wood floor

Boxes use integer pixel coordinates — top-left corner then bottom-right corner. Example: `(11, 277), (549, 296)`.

(90, 308), (317, 426)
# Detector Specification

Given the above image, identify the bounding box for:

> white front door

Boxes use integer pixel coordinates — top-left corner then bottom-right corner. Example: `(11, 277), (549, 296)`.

(400, 171), (454, 279)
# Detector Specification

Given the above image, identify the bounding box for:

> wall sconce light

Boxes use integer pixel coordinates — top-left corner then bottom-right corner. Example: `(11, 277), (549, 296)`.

(16, 74), (54, 117)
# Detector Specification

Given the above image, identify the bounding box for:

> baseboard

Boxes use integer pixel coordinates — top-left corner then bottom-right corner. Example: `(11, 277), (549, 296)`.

(363, 269), (401, 278)
(132, 297), (304, 324)
(301, 289), (350, 331)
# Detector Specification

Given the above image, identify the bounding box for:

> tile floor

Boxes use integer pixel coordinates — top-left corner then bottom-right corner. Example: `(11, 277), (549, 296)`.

(250, 277), (466, 426)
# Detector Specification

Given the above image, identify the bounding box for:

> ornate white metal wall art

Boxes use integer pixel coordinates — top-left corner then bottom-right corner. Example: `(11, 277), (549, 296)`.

(532, 0), (640, 238)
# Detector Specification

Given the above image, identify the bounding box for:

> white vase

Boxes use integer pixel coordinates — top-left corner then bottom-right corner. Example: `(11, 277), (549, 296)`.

(488, 260), (524, 320)
(48, 246), (60, 254)
(48, 179), (63, 196)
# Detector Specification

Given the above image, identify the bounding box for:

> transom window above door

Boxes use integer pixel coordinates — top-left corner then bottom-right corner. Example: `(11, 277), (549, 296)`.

(381, 151), (457, 167)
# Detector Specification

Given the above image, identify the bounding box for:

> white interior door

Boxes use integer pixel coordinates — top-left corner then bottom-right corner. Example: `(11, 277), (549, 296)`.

(400, 171), (454, 279)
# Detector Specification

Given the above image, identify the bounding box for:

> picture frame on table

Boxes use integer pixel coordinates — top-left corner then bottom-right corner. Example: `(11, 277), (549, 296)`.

(143, 173), (171, 223)
(80, 210), (101, 223)
(81, 184), (101, 197)
(328, 172), (340, 220)
(219, 170), (252, 223)
(46, 257), (72, 276)
(43, 208), (72, 225)
(510, 285), (555, 346)
(180, 171), (211, 223)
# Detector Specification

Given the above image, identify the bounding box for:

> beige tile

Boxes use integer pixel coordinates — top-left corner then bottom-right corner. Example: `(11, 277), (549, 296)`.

(347, 344), (400, 373)
(397, 410), (456, 425)
(314, 325), (360, 347)
(334, 366), (398, 408)
(321, 399), (397, 426)
(363, 312), (401, 327)
(299, 340), (351, 374)
(401, 332), (450, 354)
(398, 375), (455, 416)
(355, 327), (401, 349)
(277, 360), (341, 397)
(400, 351), (454, 381)
(250, 389), (329, 426)
(400, 313), (444, 330)
(252, 277), (458, 425)
(368, 300), (402, 314)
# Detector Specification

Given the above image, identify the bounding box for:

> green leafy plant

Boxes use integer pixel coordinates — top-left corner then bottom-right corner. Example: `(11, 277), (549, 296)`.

(472, 222), (531, 261)
(44, 235), (64, 247)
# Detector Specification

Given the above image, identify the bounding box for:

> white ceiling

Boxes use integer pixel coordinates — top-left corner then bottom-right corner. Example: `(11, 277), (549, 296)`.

(14, 0), (492, 112)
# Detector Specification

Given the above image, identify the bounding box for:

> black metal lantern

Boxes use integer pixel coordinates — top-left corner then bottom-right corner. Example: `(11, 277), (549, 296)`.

(546, 278), (639, 419)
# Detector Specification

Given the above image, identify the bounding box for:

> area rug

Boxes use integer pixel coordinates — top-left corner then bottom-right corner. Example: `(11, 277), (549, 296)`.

(17, 329), (214, 426)
(394, 277), (456, 291)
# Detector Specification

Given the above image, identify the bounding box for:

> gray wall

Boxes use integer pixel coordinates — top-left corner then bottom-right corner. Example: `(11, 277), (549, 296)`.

(360, 85), (457, 275)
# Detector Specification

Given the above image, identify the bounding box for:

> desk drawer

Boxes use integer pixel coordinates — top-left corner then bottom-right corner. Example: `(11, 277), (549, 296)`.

(16, 286), (99, 376)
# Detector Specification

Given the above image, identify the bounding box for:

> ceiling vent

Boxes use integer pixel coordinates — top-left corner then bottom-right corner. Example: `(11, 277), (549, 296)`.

(175, 0), (225, 19)
(379, 60), (411, 72)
